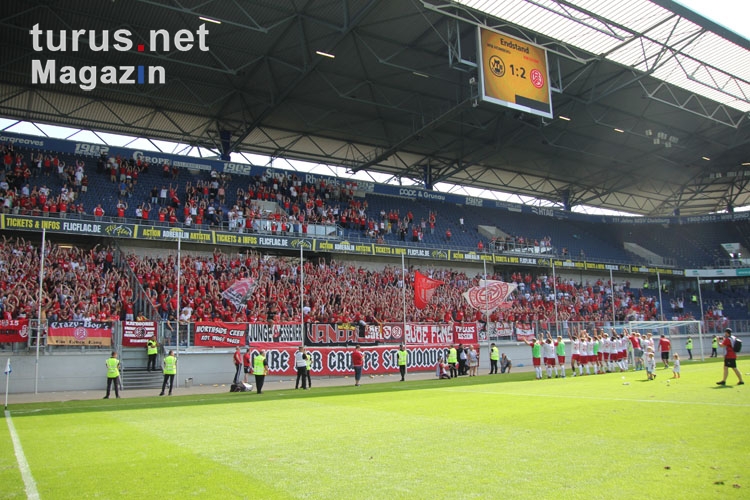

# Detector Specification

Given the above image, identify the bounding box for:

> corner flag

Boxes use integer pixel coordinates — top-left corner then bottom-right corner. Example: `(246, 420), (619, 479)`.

(4, 358), (10, 410)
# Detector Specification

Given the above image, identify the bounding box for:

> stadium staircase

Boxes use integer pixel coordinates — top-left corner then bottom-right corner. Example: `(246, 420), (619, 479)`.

(120, 347), (164, 389)
(121, 369), (164, 390)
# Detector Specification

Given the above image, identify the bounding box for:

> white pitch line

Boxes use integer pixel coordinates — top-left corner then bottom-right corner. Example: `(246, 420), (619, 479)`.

(5, 410), (40, 499)
(442, 388), (750, 407)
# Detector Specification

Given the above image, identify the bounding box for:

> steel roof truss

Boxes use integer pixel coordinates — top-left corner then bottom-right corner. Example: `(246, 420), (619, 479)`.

(640, 81), (746, 129)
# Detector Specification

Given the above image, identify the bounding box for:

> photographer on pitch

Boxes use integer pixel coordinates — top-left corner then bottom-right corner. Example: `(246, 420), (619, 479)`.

(294, 346), (308, 390)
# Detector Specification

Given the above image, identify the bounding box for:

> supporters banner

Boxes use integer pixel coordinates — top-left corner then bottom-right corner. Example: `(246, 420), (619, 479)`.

(0, 319), (30, 343)
(305, 323), (372, 346)
(454, 323), (479, 343)
(122, 321), (157, 347)
(405, 323), (454, 345)
(414, 271), (443, 309)
(244, 343), (452, 376)
(304, 322), (478, 346)
(194, 321), (247, 347)
(48, 321), (112, 346)
(515, 323), (536, 342)
(488, 321), (514, 338)
(362, 323), (405, 344)
(247, 322), (304, 343)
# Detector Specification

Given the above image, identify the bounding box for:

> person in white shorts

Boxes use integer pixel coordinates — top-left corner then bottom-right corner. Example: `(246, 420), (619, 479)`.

(542, 337), (556, 379)
(554, 335), (566, 378)
(571, 333), (581, 377)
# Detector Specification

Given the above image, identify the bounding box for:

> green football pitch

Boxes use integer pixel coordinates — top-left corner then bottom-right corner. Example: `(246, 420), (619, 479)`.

(2, 359), (747, 499)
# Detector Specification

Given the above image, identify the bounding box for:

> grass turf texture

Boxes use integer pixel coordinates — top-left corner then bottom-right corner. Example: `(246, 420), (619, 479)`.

(1, 359), (747, 499)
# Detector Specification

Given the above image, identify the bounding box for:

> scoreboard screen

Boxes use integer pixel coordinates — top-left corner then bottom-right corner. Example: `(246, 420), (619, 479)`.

(477, 27), (553, 119)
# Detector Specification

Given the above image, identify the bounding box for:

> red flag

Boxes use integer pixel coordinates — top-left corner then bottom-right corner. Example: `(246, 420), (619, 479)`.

(414, 271), (443, 309)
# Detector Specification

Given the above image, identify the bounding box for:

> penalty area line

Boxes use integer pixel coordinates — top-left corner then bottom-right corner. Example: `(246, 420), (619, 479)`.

(4, 410), (40, 499)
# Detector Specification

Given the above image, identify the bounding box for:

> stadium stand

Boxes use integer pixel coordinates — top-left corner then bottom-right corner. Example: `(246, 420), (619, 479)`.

(1, 233), (683, 328)
(3, 140), (750, 274)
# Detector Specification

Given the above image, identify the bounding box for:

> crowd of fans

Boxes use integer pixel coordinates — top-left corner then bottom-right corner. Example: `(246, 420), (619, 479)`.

(1, 143), (91, 217)
(489, 235), (553, 253)
(0, 143), (730, 332)
(0, 141), (564, 255)
(0, 236), (700, 333)
(0, 237), (131, 324)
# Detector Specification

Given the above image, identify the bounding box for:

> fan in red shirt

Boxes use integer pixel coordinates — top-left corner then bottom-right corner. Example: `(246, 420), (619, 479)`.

(232, 346), (243, 385)
(716, 328), (744, 386)
(123, 300), (134, 321)
(351, 345), (364, 387)
(658, 334), (671, 368)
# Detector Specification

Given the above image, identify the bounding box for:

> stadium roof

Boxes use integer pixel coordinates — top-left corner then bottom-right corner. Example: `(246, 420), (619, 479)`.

(0, 0), (749, 216)
(456, 0), (750, 113)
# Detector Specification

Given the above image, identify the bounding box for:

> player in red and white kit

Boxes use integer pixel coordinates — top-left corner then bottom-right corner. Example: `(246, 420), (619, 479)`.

(601, 332), (612, 373)
(579, 335), (589, 376)
(611, 333), (622, 372)
(585, 335), (596, 375)
(571, 332), (582, 376)
(554, 335), (566, 378)
(542, 337), (556, 379)
(592, 333), (601, 375)
(616, 334), (628, 372)
(525, 337), (543, 380)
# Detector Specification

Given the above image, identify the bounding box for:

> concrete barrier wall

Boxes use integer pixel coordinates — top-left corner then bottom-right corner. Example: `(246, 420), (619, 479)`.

(0, 335), (732, 393)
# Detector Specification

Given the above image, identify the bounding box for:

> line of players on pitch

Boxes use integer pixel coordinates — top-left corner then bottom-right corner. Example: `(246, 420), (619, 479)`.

(524, 328), (657, 380)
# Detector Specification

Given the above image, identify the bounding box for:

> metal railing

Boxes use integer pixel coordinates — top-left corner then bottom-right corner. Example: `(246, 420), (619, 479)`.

(0, 318), (743, 356)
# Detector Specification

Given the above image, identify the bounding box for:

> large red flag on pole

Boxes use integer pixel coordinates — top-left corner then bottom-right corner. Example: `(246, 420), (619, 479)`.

(414, 271), (443, 309)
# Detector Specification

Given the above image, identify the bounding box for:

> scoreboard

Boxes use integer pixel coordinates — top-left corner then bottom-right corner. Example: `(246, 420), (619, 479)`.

(477, 27), (553, 119)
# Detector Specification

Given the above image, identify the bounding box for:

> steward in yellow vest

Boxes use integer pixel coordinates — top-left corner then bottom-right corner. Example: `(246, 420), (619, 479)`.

(104, 351), (121, 399)
(397, 345), (407, 382)
(253, 350), (268, 394)
(489, 343), (500, 374)
(160, 350), (177, 396)
(447, 346), (458, 378)
(147, 338), (158, 372)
